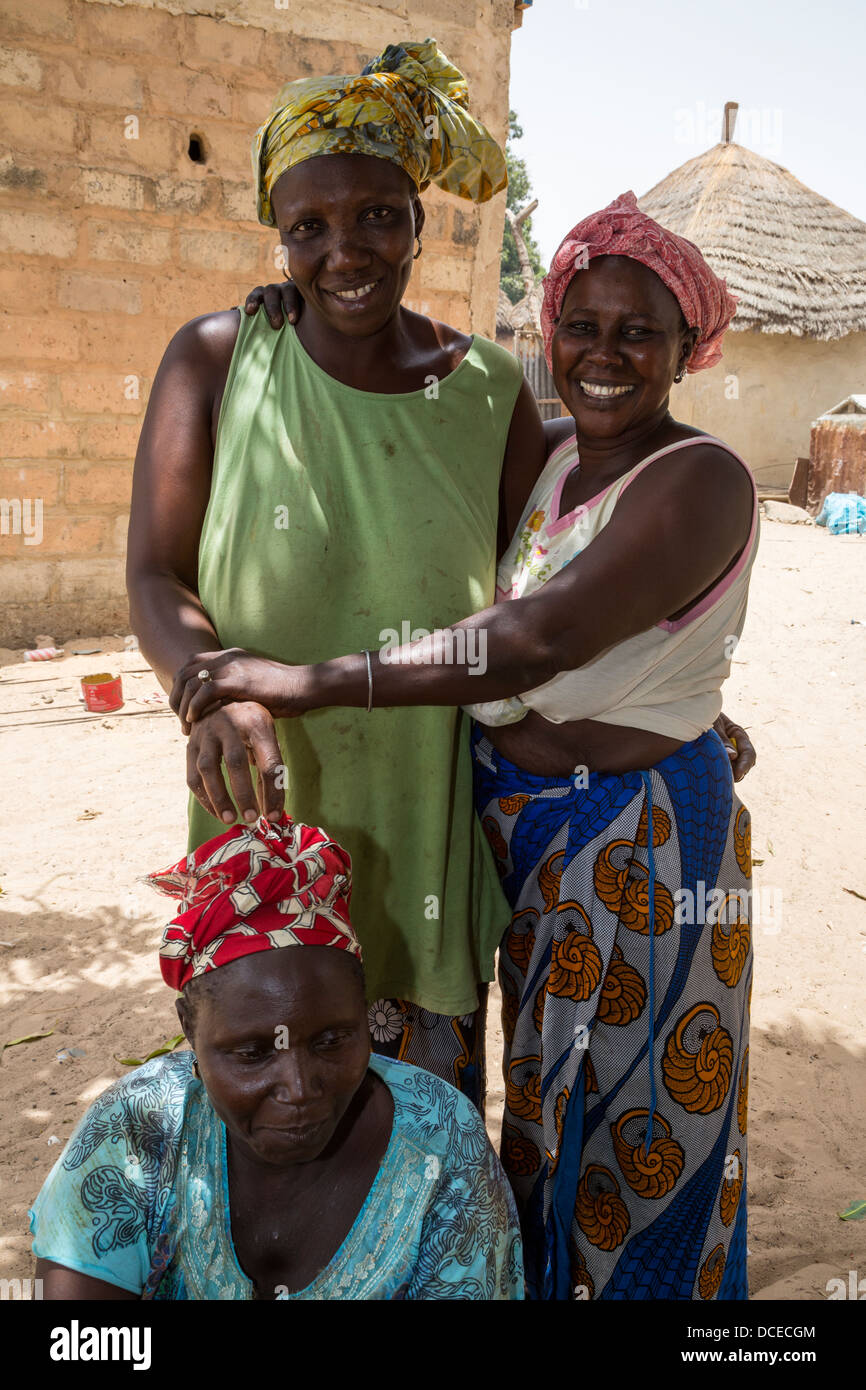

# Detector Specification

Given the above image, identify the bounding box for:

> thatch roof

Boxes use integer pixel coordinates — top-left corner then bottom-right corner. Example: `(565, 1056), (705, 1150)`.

(639, 142), (866, 340)
(510, 282), (543, 333)
(496, 289), (516, 333)
(819, 394), (866, 416)
(815, 394), (866, 428)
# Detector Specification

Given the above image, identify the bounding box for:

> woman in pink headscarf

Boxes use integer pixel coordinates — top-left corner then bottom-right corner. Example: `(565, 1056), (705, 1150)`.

(175, 192), (758, 1302)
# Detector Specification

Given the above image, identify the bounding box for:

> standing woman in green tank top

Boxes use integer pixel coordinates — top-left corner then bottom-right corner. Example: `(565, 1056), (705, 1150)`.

(127, 41), (545, 1106)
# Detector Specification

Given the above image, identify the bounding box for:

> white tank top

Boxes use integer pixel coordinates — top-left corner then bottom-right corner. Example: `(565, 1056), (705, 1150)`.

(464, 433), (759, 740)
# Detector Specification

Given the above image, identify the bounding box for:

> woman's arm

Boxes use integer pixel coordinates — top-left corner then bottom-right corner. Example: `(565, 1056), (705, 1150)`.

(127, 311), (286, 823)
(175, 442), (753, 722)
(36, 1257), (139, 1300)
(126, 310), (238, 690)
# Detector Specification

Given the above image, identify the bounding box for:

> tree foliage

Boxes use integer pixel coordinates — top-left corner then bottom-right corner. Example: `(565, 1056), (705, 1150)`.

(500, 110), (545, 305)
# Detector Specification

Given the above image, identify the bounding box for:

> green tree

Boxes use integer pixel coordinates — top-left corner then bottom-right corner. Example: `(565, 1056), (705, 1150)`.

(501, 110), (545, 305)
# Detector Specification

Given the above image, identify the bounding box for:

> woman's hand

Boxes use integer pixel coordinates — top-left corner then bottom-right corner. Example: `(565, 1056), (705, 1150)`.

(186, 702), (287, 824)
(170, 648), (312, 728)
(243, 280), (304, 330)
(714, 712), (756, 782)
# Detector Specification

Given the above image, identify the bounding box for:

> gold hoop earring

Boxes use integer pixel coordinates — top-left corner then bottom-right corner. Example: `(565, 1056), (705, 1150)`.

(413, 236), (423, 261)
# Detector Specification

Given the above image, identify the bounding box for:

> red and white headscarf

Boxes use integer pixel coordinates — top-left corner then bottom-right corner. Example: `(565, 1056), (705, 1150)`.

(540, 191), (738, 374)
(147, 814), (360, 991)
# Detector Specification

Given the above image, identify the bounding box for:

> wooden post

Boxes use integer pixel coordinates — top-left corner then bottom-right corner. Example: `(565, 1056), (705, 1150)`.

(723, 101), (739, 143)
(506, 198), (539, 301)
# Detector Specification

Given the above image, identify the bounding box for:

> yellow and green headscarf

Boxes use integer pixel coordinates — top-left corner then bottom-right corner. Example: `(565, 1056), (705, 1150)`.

(253, 38), (507, 226)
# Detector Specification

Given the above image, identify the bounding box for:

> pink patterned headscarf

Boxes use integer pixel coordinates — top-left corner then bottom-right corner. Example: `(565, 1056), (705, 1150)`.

(540, 191), (737, 374)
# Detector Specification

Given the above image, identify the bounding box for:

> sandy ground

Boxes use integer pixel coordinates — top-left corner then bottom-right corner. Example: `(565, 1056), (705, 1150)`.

(1, 515), (864, 1299)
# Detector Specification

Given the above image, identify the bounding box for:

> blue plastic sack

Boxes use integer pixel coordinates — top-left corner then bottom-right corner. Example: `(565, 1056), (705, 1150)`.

(815, 491), (866, 535)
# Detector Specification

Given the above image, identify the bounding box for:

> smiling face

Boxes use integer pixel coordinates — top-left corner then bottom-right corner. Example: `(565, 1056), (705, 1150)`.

(178, 946), (370, 1169)
(270, 152), (424, 338)
(551, 255), (699, 442)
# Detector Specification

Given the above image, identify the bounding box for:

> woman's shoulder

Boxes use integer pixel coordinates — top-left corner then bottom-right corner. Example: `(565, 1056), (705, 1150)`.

(418, 313), (523, 381)
(166, 309), (240, 368)
(60, 1053), (196, 1171)
(628, 428), (755, 510)
(466, 329), (524, 376)
(659, 425), (751, 472)
(369, 1055), (490, 1158)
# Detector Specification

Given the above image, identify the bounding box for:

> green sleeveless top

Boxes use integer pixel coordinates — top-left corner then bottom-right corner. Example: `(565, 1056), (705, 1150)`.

(191, 311), (523, 1013)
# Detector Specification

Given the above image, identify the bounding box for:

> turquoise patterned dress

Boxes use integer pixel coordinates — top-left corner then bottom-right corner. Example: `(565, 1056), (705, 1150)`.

(30, 1053), (523, 1300)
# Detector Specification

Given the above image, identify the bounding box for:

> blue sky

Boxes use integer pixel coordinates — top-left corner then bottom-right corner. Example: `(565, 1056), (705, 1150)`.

(509, 0), (866, 264)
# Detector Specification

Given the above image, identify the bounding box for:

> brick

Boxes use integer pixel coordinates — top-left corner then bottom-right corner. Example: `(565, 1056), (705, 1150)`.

(0, 46), (43, 90)
(111, 512), (130, 555)
(0, 265), (59, 312)
(420, 0), (480, 22)
(86, 115), (178, 174)
(37, 515), (111, 556)
(79, 168), (152, 212)
(179, 229), (265, 273)
(153, 177), (208, 215)
(77, 318), (171, 373)
(234, 85), (273, 128)
(0, 463), (60, 505)
(0, 316), (78, 363)
(57, 273), (142, 316)
(453, 207), (481, 248)
(189, 124), (257, 182)
(0, 419), (79, 458)
(0, 559), (53, 602)
(55, 56), (144, 109)
(0, 371), (53, 411)
(0, 209), (77, 259)
(221, 181), (257, 223)
(0, 155), (48, 193)
(419, 291), (471, 333)
(0, 0), (73, 41)
(56, 556), (125, 601)
(257, 35), (361, 87)
(420, 254), (473, 295)
(418, 203), (453, 242)
(87, 221), (172, 266)
(64, 463), (131, 507)
(81, 420), (141, 461)
(0, 97), (78, 156)
(137, 271), (240, 321)
(0, 515), (45, 557)
(181, 15), (263, 69)
(60, 373), (145, 415)
(146, 68), (231, 119)
(80, 3), (176, 57)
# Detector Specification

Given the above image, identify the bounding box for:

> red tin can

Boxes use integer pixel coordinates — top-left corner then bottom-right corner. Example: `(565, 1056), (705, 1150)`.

(80, 672), (124, 713)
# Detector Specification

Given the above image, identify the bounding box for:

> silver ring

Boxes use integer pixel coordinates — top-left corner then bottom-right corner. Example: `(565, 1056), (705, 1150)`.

(197, 669), (212, 683)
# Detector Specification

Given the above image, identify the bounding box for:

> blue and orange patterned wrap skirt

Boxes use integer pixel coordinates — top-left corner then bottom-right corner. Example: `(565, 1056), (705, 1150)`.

(471, 724), (752, 1301)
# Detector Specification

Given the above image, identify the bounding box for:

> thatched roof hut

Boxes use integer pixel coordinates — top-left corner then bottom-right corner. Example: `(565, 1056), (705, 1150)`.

(638, 108), (866, 488)
(496, 289), (516, 348)
(496, 288), (515, 329)
(510, 283), (544, 333)
(640, 142), (866, 340)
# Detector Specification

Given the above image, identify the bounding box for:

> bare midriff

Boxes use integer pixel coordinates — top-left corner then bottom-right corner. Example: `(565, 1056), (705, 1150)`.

(479, 711), (685, 778)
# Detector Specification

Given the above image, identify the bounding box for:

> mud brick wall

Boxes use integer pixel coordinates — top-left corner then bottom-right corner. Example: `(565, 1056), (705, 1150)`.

(0, 0), (518, 644)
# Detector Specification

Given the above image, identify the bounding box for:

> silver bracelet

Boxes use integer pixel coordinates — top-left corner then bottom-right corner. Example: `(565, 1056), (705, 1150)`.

(362, 648), (373, 712)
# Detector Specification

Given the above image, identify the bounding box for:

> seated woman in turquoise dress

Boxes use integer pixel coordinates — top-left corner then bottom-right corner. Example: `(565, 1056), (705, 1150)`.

(30, 815), (522, 1300)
